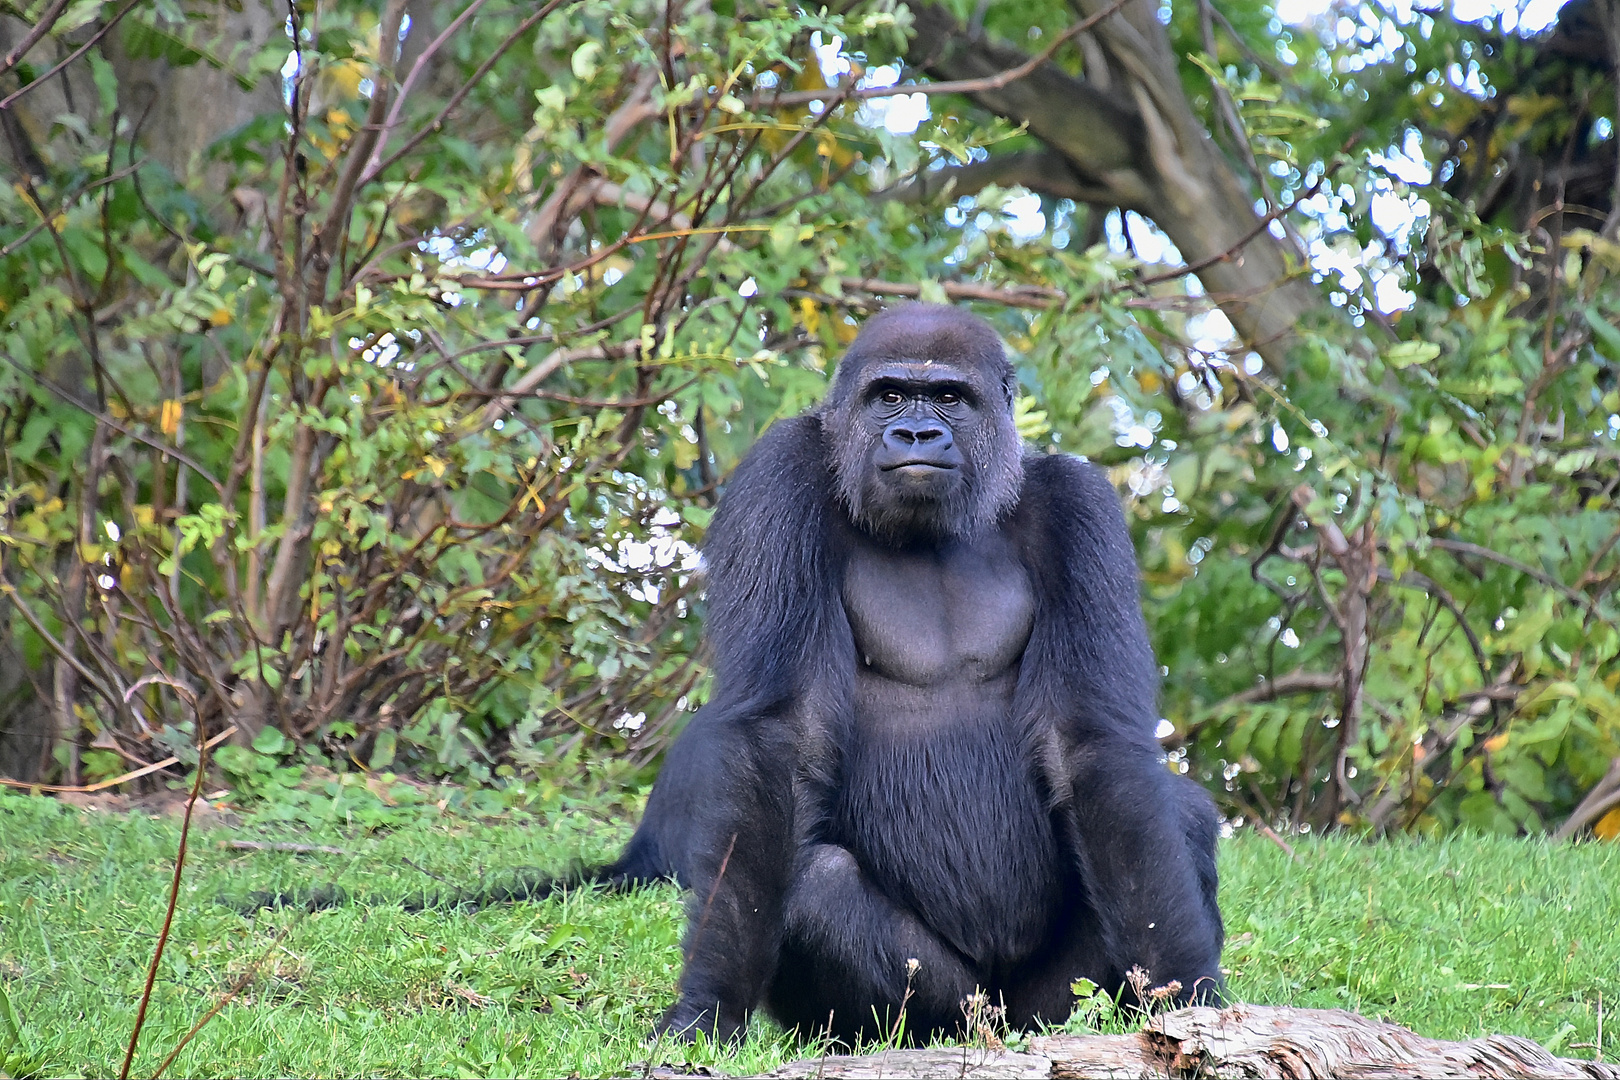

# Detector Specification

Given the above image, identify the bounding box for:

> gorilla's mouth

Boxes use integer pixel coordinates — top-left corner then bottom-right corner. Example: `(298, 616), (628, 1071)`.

(882, 460), (957, 473)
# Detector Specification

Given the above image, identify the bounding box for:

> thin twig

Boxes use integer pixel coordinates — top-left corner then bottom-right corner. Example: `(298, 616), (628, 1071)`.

(0, 0), (143, 110)
(1428, 537), (1595, 612)
(148, 922), (297, 1080)
(361, 0), (493, 179)
(361, 0), (575, 185)
(0, 352), (225, 494)
(0, 0), (72, 76)
(839, 277), (1065, 309)
(1256, 823), (1298, 860)
(226, 840), (349, 855)
(1137, 178), (1324, 287)
(119, 679), (210, 1080)
(0, 726), (238, 792)
(684, 832), (738, 963)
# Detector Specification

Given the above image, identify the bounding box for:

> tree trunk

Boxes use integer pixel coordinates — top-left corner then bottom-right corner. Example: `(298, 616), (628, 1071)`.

(904, 3), (1324, 374)
(106, 1), (285, 193)
(744, 1005), (1620, 1080)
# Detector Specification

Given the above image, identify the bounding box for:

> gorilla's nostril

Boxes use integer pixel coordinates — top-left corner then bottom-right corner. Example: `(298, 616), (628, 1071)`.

(889, 424), (946, 445)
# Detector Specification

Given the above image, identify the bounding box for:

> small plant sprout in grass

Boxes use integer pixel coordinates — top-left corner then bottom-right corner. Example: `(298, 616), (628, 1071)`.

(960, 988), (1008, 1050)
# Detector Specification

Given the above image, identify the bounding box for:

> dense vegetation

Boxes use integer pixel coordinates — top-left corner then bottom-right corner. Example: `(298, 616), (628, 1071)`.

(1, 0), (1618, 838)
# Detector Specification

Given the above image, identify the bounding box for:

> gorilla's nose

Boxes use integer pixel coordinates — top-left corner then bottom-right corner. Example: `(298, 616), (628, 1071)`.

(879, 421), (960, 471)
(885, 423), (950, 448)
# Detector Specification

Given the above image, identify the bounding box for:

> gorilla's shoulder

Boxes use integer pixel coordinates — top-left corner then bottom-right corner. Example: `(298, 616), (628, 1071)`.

(704, 415), (837, 568)
(1017, 452), (1127, 527)
(712, 415), (833, 522)
(729, 414), (827, 481)
(1012, 452), (1139, 581)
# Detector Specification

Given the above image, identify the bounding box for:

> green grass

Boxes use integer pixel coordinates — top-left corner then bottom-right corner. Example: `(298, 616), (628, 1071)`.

(2, 790), (1617, 1078)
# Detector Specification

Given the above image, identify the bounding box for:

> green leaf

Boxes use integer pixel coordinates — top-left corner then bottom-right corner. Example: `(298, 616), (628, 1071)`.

(1584, 306), (1620, 364)
(1385, 341), (1441, 369)
(252, 726), (290, 756)
(369, 729), (397, 771)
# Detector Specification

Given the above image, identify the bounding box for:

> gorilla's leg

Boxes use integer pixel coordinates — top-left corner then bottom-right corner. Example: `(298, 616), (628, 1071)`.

(999, 898), (1112, 1028)
(766, 844), (978, 1044)
(633, 706), (798, 1042)
(1003, 775), (1224, 1026)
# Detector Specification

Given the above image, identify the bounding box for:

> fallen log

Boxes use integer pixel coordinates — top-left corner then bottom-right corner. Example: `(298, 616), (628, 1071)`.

(755, 1004), (1620, 1079)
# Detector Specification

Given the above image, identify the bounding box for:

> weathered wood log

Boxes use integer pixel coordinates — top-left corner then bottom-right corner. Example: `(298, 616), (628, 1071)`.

(754, 1004), (1620, 1079)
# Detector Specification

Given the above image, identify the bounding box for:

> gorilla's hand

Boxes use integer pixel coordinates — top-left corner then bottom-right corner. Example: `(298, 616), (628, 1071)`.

(657, 998), (749, 1045)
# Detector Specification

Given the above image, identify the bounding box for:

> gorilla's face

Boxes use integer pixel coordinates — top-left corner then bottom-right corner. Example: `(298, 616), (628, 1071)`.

(855, 361), (975, 511)
(823, 305), (1023, 546)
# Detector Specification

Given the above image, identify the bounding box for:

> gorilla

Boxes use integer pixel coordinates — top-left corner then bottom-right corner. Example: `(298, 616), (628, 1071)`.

(602, 302), (1224, 1044)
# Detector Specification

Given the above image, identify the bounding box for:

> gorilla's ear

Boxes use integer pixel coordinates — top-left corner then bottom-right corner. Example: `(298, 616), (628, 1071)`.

(1003, 372), (1018, 410)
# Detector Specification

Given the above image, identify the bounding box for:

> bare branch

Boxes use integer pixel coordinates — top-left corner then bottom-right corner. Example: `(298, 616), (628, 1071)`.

(0, 0), (141, 110)
(361, 0), (493, 180)
(1376, 566), (1489, 683)
(314, 0), (408, 265)
(361, 0), (576, 185)
(0, 0), (72, 76)
(881, 148), (1124, 207)
(1136, 177), (1323, 286)
(839, 277), (1065, 309)
(479, 340), (640, 426)
(1554, 756), (1620, 841)
(1217, 668), (1341, 707)
(1428, 537), (1595, 612)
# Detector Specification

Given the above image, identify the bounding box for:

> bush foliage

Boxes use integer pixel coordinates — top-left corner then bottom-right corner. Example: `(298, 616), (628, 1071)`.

(0, 0), (1617, 837)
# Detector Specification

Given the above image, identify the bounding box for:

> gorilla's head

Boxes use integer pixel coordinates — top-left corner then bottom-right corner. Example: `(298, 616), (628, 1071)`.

(820, 303), (1024, 546)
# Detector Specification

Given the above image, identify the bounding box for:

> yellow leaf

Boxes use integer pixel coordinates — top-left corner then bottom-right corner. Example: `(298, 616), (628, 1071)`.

(160, 399), (182, 436)
(798, 296), (821, 338)
(1483, 732), (1510, 754)
(209, 306), (232, 326)
(1595, 806), (1620, 842)
(326, 106), (354, 139)
(133, 504), (155, 528)
(425, 455), (447, 479)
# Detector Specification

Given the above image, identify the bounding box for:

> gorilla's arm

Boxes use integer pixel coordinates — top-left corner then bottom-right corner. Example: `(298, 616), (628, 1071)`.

(1017, 455), (1225, 1002)
(645, 708), (797, 1039)
(621, 416), (852, 1039)
(770, 844), (978, 1040)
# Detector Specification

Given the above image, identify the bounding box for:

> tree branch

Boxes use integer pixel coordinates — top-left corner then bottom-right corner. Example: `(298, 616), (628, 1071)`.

(1428, 537), (1595, 612)
(881, 147), (1126, 207)
(838, 277), (1065, 309)
(0, 0), (71, 76)
(1553, 755), (1620, 841)
(1219, 668), (1341, 707)
(762, 0), (1132, 107)
(0, 0), (141, 110)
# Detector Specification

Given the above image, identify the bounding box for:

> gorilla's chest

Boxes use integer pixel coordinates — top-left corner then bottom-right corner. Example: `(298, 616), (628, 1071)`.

(841, 534), (1035, 688)
(834, 535), (1060, 965)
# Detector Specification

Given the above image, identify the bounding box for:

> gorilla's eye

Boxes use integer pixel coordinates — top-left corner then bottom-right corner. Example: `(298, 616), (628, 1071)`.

(879, 390), (905, 405)
(936, 392), (960, 405)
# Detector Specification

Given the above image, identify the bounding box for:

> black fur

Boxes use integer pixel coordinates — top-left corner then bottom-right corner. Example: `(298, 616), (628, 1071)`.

(616, 303), (1224, 1044)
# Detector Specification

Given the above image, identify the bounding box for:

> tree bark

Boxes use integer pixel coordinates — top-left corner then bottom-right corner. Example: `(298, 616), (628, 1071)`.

(742, 1004), (1620, 1079)
(106, 1), (285, 194)
(902, 3), (1324, 374)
